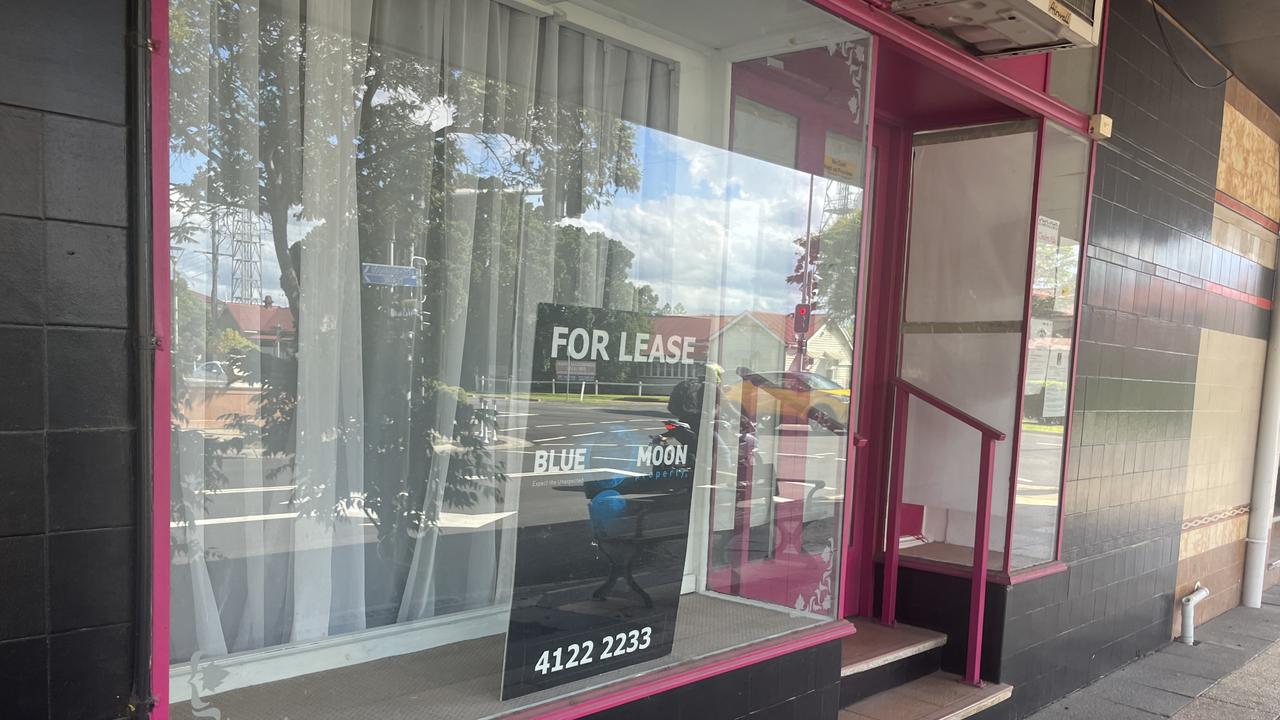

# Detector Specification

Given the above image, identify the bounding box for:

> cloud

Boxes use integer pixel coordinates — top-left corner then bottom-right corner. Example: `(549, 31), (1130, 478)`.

(580, 180), (813, 316)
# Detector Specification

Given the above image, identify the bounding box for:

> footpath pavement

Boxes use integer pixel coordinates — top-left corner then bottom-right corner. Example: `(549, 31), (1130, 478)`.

(1027, 586), (1280, 720)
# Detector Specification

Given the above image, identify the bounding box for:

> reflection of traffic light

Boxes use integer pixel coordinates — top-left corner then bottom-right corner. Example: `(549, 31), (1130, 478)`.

(794, 303), (811, 334)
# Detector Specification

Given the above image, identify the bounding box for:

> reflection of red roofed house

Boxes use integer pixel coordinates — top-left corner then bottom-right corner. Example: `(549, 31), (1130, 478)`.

(215, 296), (296, 358)
(708, 311), (853, 386)
(639, 310), (853, 389)
(639, 314), (715, 387)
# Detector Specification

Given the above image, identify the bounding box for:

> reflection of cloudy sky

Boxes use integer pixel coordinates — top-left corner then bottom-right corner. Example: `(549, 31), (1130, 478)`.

(169, 122), (856, 316)
(575, 126), (824, 316)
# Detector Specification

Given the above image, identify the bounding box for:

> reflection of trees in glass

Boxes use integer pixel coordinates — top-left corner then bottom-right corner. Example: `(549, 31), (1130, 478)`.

(788, 196), (862, 330)
(170, 277), (239, 559)
(1031, 237), (1079, 317)
(168, 0), (657, 607)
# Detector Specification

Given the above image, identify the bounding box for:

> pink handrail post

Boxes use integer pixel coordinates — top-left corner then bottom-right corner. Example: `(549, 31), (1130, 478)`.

(880, 384), (909, 627)
(883, 378), (1006, 681)
(965, 434), (998, 687)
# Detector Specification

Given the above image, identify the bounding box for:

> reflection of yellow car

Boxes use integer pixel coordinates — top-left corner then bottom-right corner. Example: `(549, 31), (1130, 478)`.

(722, 371), (850, 431)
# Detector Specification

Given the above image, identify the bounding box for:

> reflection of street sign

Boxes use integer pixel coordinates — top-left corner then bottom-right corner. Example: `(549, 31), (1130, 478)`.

(1043, 348), (1070, 418)
(554, 359), (596, 382)
(361, 263), (419, 287)
(1036, 215), (1060, 245)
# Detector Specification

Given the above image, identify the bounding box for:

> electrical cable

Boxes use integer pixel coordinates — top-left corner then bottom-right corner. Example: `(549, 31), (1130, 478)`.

(1151, 0), (1233, 90)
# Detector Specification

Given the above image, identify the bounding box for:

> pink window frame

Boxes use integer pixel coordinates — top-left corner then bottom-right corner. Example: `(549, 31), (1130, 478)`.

(149, 0), (173, 709)
(146, 0), (1106, 715)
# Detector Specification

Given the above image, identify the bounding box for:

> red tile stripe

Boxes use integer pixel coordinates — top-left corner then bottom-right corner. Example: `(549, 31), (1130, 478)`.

(1204, 280), (1273, 310)
(1216, 190), (1280, 234)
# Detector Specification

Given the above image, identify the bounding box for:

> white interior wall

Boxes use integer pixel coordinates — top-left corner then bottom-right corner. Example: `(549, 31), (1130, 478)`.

(899, 130), (1036, 552)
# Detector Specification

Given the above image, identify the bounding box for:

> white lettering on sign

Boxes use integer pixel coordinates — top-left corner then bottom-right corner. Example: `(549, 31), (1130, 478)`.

(534, 448), (588, 473)
(636, 444), (688, 467)
(551, 326), (696, 364)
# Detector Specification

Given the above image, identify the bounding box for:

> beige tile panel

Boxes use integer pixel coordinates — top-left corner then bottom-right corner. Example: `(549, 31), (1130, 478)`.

(1226, 78), (1280, 144)
(1183, 329), (1266, 520)
(1218, 103), (1280, 222)
(1173, 537), (1246, 634)
(1179, 514), (1248, 559)
(1211, 202), (1278, 270)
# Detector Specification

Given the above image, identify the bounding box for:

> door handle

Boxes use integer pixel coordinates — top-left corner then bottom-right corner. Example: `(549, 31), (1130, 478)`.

(853, 433), (869, 448)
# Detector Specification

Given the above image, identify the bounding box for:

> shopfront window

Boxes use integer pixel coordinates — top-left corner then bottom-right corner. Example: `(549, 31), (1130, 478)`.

(167, 0), (870, 715)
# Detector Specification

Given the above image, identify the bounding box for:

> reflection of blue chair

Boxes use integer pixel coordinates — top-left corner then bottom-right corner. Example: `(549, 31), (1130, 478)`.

(584, 470), (690, 609)
(589, 490), (627, 531)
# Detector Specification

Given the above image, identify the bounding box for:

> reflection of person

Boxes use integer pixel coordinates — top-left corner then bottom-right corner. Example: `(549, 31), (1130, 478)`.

(666, 376), (705, 433)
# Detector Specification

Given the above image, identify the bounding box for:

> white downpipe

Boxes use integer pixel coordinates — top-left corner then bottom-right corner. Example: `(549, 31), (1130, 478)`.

(1180, 584), (1210, 645)
(1243, 276), (1280, 608)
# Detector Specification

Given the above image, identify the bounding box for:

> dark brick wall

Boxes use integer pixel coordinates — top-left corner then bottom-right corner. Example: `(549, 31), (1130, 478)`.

(0, 2), (139, 719)
(584, 640), (843, 720)
(993, 0), (1241, 717)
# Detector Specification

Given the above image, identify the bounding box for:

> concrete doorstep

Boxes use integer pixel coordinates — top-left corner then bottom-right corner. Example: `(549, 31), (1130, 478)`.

(1028, 587), (1280, 720)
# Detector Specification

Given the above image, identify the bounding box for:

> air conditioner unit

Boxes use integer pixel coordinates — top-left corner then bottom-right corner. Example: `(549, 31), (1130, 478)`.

(890, 0), (1103, 57)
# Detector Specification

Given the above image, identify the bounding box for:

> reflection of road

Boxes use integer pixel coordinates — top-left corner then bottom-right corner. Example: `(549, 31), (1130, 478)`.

(505, 399), (670, 528)
(510, 398), (848, 541)
(1012, 428), (1064, 564)
(177, 395), (851, 565)
(172, 398), (675, 565)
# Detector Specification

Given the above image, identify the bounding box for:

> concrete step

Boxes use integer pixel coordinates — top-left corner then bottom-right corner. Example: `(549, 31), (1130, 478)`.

(839, 619), (947, 706)
(841, 620), (947, 676)
(840, 671), (1013, 720)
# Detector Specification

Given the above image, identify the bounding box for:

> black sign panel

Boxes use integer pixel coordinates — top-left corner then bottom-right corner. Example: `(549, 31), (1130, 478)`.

(500, 304), (707, 699)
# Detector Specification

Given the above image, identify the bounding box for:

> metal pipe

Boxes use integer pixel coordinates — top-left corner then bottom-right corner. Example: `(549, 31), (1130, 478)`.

(128, 0), (156, 715)
(1180, 584), (1211, 645)
(1243, 272), (1280, 608)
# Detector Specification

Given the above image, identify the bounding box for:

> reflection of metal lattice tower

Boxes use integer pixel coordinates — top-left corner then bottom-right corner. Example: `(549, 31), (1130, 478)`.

(823, 179), (860, 221)
(215, 206), (262, 304)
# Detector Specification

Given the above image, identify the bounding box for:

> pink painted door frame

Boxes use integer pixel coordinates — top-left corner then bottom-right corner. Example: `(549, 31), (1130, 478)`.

(842, 117), (913, 620)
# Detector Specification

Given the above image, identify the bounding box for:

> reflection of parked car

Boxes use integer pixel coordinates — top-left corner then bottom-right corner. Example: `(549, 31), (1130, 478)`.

(722, 370), (849, 431)
(188, 361), (230, 385)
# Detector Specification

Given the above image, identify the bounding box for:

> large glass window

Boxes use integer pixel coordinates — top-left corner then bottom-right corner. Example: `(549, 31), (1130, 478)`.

(167, 0), (870, 716)
(1010, 122), (1089, 569)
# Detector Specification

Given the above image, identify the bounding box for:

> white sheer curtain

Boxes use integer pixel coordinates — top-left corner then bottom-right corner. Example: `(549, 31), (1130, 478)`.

(171, 0), (375, 658)
(290, 0), (374, 642)
(170, 0), (673, 664)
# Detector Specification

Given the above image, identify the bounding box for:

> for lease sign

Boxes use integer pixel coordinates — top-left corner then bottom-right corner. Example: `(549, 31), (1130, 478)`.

(549, 325), (697, 365)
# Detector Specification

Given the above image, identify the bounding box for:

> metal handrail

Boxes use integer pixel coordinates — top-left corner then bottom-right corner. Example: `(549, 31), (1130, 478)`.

(891, 379), (1007, 441)
(880, 377), (1006, 687)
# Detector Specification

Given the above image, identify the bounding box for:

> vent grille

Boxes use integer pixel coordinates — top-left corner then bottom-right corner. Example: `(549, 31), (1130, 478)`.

(1059, 0), (1094, 21)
